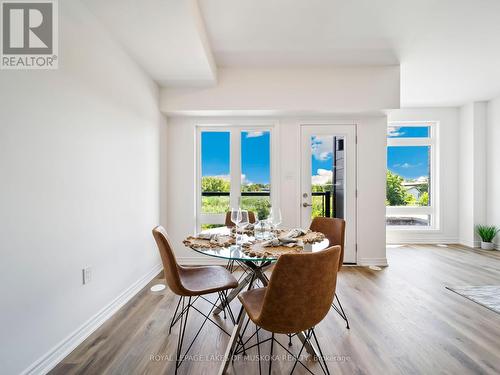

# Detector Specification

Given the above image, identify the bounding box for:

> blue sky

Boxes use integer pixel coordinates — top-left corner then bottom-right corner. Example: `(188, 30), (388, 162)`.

(201, 132), (230, 176)
(311, 136), (334, 177)
(201, 131), (270, 184)
(202, 128), (429, 184)
(387, 126), (430, 180)
(387, 146), (429, 179)
(241, 131), (270, 184)
(387, 126), (429, 138)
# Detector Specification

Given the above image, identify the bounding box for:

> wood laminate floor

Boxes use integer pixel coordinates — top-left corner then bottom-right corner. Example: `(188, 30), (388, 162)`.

(51, 245), (500, 375)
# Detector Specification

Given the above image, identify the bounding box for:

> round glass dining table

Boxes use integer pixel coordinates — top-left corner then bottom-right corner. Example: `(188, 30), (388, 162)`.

(188, 226), (330, 262)
(185, 226), (329, 314)
(185, 226), (330, 361)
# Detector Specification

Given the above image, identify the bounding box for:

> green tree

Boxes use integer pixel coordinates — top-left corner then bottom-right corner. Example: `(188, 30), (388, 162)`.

(418, 191), (429, 206)
(201, 176), (230, 192)
(386, 170), (411, 206)
(242, 183), (270, 192)
(311, 181), (334, 217)
(241, 196), (271, 220)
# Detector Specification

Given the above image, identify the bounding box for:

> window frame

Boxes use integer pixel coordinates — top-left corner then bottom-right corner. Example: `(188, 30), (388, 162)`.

(386, 121), (440, 231)
(196, 123), (277, 231)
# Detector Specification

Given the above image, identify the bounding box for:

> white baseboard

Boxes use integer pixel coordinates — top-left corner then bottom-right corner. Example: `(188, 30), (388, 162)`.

(460, 241), (500, 250)
(22, 263), (163, 375)
(458, 239), (480, 248)
(357, 257), (388, 267)
(387, 237), (459, 244)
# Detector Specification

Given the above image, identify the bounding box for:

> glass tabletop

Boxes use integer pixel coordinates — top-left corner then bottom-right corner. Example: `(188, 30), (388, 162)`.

(186, 227), (330, 262)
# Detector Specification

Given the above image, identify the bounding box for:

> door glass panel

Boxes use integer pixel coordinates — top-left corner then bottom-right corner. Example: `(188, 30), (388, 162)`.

(241, 131), (271, 220)
(311, 135), (345, 219)
(201, 131), (230, 214)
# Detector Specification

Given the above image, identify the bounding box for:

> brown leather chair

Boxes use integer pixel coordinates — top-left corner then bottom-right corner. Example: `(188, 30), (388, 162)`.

(310, 217), (350, 329)
(152, 226), (238, 374)
(220, 246), (341, 375)
(224, 210), (257, 227)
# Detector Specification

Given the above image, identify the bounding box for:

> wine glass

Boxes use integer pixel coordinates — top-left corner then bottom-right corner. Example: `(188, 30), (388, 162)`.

(270, 207), (282, 235)
(230, 208), (241, 227)
(237, 210), (249, 231)
(235, 210), (249, 246)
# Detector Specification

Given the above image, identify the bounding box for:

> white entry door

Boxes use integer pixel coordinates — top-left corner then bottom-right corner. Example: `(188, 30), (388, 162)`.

(300, 125), (357, 263)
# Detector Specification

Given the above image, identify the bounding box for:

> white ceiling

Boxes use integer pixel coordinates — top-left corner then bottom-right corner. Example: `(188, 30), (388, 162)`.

(83, 0), (216, 86)
(83, 0), (500, 107)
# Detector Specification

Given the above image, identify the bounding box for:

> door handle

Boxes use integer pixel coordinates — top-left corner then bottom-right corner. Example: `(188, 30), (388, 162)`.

(302, 202), (313, 207)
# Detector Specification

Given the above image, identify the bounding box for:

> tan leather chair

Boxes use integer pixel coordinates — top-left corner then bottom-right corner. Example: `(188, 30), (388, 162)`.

(152, 226), (238, 374)
(224, 210), (257, 227)
(310, 217), (350, 329)
(220, 246), (341, 375)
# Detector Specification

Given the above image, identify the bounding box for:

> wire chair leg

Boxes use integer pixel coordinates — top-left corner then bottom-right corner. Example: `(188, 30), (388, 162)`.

(218, 292), (227, 319)
(289, 330), (310, 375)
(332, 293), (350, 329)
(169, 296), (183, 334)
(222, 291), (236, 324)
(236, 313), (252, 356)
(176, 297), (191, 374)
(268, 333), (274, 375)
(256, 324), (262, 375)
(311, 328), (331, 375)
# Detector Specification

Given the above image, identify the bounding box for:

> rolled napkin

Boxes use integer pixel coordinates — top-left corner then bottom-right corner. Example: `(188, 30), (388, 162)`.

(280, 228), (307, 239)
(231, 223), (254, 233)
(262, 237), (298, 248)
(197, 232), (216, 240)
(196, 232), (224, 245)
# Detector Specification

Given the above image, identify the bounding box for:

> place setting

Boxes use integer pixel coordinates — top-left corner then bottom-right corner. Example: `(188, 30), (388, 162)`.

(183, 207), (327, 261)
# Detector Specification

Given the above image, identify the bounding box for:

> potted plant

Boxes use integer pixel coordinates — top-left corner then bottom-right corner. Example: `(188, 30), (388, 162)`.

(476, 225), (499, 250)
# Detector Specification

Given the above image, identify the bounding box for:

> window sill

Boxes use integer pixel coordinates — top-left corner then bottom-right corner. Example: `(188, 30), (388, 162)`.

(386, 227), (441, 233)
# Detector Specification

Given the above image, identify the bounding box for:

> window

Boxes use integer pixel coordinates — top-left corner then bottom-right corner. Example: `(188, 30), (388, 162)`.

(201, 131), (230, 214)
(386, 123), (438, 229)
(198, 127), (274, 230)
(241, 131), (271, 220)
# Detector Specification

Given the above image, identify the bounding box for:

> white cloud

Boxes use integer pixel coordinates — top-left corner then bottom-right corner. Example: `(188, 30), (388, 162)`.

(246, 131), (264, 138)
(416, 176), (428, 182)
(311, 169), (332, 185)
(211, 174), (252, 184)
(213, 174), (230, 181)
(311, 136), (333, 161)
(387, 126), (405, 137)
(393, 162), (422, 169)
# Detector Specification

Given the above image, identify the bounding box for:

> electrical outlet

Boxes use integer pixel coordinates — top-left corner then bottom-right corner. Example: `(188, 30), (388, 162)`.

(82, 267), (92, 284)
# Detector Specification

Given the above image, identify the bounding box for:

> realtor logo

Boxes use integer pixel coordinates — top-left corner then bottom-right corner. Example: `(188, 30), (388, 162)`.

(1, 0), (58, 69)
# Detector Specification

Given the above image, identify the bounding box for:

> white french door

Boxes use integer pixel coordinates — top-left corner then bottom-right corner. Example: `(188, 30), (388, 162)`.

(300, 125), (357, 263)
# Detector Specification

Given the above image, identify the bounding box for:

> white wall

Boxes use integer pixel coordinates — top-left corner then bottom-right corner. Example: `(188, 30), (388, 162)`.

(0, 1), (164, 374)
(459, 104), (475, 245)
(387, 108), (460, 244)
(166, 116), (387, 266)
(486, 96), (500, 248)
(458, 102), (487, 247)
(160, 66), (400, 115)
